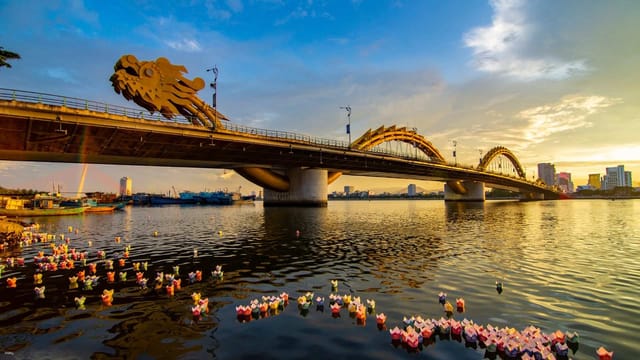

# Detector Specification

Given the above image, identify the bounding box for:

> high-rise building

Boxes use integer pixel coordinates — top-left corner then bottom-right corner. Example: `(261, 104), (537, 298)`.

(344, 186), (355, 195)
(119, 177), (132, 196)
(588, 174), (601, 190)
(557, 172), (574, 193)
(537, 163), (556, 186)
(408, 184), (417, 196)
(624, 171), (632, 187)
(602, 165), (631, 190)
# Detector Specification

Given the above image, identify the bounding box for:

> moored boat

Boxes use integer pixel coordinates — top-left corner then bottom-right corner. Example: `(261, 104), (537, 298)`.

(0, 196), (86, 217)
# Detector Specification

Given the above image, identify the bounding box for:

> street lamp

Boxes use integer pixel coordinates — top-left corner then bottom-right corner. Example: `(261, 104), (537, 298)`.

(452, 140), (457, 166)
(340, 106), (351, 148)
(206, 65), (218, 129)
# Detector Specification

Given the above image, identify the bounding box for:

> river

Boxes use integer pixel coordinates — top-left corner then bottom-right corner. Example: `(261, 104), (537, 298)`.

(0, 199), (637, 359)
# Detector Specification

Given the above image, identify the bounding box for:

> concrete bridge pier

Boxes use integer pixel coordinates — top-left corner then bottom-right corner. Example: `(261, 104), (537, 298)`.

(263, 168), (328, 207)
(444, 181), (485, 202)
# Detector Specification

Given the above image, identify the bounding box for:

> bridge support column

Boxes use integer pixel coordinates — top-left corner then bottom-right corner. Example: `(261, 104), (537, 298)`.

(444, 181), (485, 202)
(263, 168), (328, 207)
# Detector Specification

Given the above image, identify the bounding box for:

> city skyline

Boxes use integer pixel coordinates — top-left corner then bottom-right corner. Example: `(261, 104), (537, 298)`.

(1, 0), (639, 195)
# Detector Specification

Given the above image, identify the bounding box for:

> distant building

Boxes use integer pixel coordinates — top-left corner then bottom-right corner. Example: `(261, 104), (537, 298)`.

(408, 184), (417, 196)
(119, 177), (132, 196)
(602, 165), (632, 190)
(557, 172), (574, 193)
(537, 163), (556, 186)
(344, 186), (355, 195)
(588, 173), (601, 190)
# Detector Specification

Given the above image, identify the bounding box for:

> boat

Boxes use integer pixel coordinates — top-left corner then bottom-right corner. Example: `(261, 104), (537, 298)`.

(0, 196), (86, 217)
(150, 194), (197, 205)
(233, 194), (256, 205)
(177, 190), (256, 205)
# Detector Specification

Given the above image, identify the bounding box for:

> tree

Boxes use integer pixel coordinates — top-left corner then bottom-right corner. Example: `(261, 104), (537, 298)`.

(0, 47), (21, 68)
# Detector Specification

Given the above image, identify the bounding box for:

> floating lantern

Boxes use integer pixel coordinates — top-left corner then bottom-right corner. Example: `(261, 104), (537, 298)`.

(444, 301), (454, 314)
(566, 331), (579, 345)
(456, 297), (465, 312)
(366, 299), (376, 312)
(438, 292), (447, 304)
(376, 313), (387, 325)
(34, 286), (45, 299)
(212, 265), (223, 280)
(142, 262), (148, 271)
(173, 279), (181, 290)
(330, 303), (341, 315)
(192, 306), (201, 318)
(496, 281), (503, 294)
(138, 278), (148, 289)
(188, 272), (196, 284)
(596, 347), (614, 360)
(74, 296), (86, 310)
(193, 248), (198, 258)
(69, 276), (78, 290)
(107, 271), (115, 283)
(195, 270), (202, 282)
(173, 265), (180, 276)
(280, 292), (289, 303)
(331, 279), (338, 291)
(191, 292), (201, 305)
(118, 258), (126, 267)
(389, 326), (403, 341)
(166, 284), (174, 296)
(101, 289), (114, 306)
(83, 277), (94, 291)
(132, 262), (140, 271)
(119, 272), (127, 282)
(33, 273), (43, 285)
(105, 260), (114, 270)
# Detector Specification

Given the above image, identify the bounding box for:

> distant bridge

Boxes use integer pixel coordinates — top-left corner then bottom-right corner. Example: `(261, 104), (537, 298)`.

(0, 88), (559, 205)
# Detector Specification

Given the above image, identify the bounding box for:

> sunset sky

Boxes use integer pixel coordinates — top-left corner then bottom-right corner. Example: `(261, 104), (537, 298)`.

(1, 0), (638, 195)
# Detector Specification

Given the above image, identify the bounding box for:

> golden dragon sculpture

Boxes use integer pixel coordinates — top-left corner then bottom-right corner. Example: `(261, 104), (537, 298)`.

(110, 54), (227, 128)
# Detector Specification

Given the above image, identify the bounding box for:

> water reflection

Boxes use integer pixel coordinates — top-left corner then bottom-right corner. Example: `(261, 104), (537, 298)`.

(0, 200), (637, 359)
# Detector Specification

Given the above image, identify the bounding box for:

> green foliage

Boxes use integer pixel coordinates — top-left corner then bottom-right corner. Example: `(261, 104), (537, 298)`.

(0, 46), (21, 68)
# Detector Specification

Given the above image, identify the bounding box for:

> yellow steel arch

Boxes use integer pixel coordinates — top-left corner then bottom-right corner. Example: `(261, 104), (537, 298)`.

(477, 146), (526, 178)
(351, 125), (446, 163)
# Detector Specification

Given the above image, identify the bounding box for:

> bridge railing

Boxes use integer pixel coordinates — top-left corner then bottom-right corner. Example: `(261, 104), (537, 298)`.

(0, 88), (193, 125)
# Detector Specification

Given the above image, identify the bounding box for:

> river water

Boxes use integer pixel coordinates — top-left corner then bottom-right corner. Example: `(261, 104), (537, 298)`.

(0, 199), (637, 359)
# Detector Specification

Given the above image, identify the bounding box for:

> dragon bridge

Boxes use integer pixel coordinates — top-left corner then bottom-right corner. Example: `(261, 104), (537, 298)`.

(477, 146), (526, 178)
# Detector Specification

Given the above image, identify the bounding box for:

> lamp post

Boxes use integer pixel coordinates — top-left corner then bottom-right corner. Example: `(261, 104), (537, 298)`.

(452, 140), (457, 166)
(340, 106), (351, 148)
(206, 65), (218, 129)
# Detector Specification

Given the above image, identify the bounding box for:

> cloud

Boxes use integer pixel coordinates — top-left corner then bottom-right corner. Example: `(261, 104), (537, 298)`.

(463, 0), (588, 81)
(518, 95), (621, 145)
(166, 38), (202, 52)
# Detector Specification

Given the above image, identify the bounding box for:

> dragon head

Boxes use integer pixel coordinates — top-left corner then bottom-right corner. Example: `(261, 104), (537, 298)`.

(110, 55), (206, 120)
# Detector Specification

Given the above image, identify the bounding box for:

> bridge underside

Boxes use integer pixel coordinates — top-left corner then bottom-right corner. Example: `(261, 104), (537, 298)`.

(0, 102), (559, 200)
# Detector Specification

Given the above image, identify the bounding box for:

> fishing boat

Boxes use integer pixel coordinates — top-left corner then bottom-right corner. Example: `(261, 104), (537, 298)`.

(0, 196), (86, 217)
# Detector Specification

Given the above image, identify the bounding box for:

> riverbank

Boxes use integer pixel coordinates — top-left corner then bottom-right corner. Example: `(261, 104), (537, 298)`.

(0, 218), (25, 248)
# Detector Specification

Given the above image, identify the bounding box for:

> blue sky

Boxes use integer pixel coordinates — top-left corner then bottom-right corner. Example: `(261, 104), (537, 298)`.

(1, 0), (639, 195)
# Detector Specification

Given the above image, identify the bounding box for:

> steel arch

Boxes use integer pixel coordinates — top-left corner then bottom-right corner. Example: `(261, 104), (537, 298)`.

(351, 125), (446, 163)
(477, 146), (526, 178)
